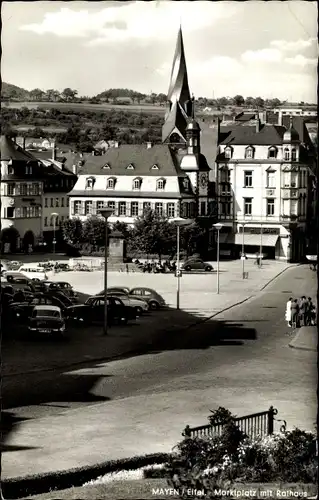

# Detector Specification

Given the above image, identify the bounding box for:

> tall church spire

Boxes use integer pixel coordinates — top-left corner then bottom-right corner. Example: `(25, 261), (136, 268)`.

(162, 26), (193, 144)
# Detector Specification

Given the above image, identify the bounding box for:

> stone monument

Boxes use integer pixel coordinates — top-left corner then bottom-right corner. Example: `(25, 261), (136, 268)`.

(108, 230), (125, 264)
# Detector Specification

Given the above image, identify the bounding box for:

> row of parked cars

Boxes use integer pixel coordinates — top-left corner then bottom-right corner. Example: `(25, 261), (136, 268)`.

(1, 270), (167, 340)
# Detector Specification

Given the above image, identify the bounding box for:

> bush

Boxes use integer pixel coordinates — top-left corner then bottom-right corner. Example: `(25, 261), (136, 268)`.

(164, 408), (318, 497)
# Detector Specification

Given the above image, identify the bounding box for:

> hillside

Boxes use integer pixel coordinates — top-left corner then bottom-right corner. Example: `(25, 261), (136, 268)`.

(1, 82), (30, 100)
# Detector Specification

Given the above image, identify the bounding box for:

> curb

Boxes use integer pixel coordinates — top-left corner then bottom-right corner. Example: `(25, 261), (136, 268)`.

(1, 453), (171, 500)
(288, 342), (317, 352)
(3, 265), (294, 379)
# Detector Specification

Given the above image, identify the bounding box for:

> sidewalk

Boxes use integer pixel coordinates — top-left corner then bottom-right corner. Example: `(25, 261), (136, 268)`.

(289, 326), (317, 352)
(2, 262), (302, 484)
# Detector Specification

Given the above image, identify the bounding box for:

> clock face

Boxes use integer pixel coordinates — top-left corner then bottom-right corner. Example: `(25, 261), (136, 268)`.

(200, 173), (208, 188)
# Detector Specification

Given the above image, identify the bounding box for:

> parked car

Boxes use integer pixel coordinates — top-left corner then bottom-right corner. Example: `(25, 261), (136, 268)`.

(97, 291), (148, 316)
(42, 281), (78, 300)
(17, 266), (48, 280)
(9, 292), (73, 321)
(128, 287), (166, 310)
(66, 296), (136, 326)
(181, 258), (213, 272)
(27, 305), (66, 339)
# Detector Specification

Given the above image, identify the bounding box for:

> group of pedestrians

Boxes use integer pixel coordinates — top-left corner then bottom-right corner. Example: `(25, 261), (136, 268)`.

(133, 259), (177, 274)
(285, 296), (316, 328)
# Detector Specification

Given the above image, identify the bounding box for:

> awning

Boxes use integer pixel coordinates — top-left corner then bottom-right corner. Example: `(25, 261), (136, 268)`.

(234, 234), (279, 247)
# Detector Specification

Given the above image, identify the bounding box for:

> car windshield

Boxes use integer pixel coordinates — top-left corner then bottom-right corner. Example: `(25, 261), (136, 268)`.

(33, 310), (60, 318)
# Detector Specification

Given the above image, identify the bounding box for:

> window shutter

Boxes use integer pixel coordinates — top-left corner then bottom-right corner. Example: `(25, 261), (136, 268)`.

(126, 201), (130, 216)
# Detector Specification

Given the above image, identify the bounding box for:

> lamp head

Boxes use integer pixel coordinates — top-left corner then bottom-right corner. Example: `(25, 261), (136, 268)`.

(213, 223), (223, 231)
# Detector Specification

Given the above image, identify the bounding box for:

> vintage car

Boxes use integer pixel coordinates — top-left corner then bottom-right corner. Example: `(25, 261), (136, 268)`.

(66, 296), (136, 326)
(27, 305), (66, 338)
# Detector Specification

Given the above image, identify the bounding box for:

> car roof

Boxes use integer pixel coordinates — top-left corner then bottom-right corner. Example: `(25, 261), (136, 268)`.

(34, 305), (61, 311)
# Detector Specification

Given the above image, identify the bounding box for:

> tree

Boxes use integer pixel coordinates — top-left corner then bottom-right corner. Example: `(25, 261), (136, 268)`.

(46, 89), (60, 101)
(157, 93), (167, 105)
(233, 95), (245, 106)
(82, 216), (108, 246)
(62, 88), (78, 101)
(254, 97), (265, 109)
(29, 88), (45, 101)
(129, 207), (175, 260)
(111, 221), (132, 240)
(179, 221), (207, 257)
(61, 217), (83, 245)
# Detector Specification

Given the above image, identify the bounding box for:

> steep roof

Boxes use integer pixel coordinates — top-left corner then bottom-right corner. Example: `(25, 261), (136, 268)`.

(78, 144), (188, 177)
(167, 27), (192, 111)
(218, 124), (286, 146)
(0, 135), (39, 162)
(162, 100), (189, 143)
(281, 115), (312, 145)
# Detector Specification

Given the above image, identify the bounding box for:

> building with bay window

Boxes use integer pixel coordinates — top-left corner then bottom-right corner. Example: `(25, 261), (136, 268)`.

(215, 117), (315, 261)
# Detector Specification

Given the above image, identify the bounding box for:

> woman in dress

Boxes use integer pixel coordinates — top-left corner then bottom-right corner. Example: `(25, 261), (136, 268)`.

(285, 297), (293, 327)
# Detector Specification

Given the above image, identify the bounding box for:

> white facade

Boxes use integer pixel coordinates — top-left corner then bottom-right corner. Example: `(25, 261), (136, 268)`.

(42, 193), (70, 232)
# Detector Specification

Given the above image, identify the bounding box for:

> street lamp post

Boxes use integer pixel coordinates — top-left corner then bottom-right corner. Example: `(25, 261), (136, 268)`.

(213, 223), (223, 294)
(241, 223), (246, 279)
(171, 217), (193, 310)
(259, 223), (263, 268)
(51, 212), (58, 272)
(98, 208), (113, 336)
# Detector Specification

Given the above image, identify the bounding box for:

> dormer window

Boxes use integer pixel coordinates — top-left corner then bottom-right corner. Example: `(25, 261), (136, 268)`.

(8, 166), (14, 175)
(245, 146), (254, 159)
(102, 163), (111, 170)
(151, 164), (159, 170)
(284, 148), (290, 161)
(127, 163), (135, 170)
(183, 178), (189, 191)
(85, 176), (95, 189)
(291, 148), (297, 161)
(107, 177), (116, 189)
(132, 177), (142, 190)
(156, 178), (165, 190)
(268, 146), (277, 159)
(224, 146), (233, 159)
(25, 165), (33, 175)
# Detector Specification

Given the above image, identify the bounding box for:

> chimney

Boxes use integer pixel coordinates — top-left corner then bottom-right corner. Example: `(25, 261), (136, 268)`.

(278, 111), (283, 126)
(255, 114), (261, 133)
(146, 142), (152, 149)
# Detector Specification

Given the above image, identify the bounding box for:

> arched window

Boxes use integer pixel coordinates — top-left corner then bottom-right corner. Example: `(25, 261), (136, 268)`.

(156, 178), (165, 190)
(291, 148), (297, 161)
(245, 146), (254, 159)
(224, 146), (233, 159)
(284, 148), (290, 161)
(85, 177), (95, 189)
(268, 147), (277, 159)
(170, 133), (181, 143)
(107, 177), (116, 189)
(132, 177), (142, 190)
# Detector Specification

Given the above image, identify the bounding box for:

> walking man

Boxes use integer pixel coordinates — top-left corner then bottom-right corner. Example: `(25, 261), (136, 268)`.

(291, 299), (300, 329)
(299, 296), (308, 326)
(285, 297), (292, 327)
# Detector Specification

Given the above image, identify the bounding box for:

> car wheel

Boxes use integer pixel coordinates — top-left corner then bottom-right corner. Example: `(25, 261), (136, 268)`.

(135, 306), (143, 316)
(205, 266), (212, 272)
(149, 300), (159, 310)
(184, 265), (191, 271)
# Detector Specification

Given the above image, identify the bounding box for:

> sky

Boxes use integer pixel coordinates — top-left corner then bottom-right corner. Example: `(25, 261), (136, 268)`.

(1, 1), (318, 102)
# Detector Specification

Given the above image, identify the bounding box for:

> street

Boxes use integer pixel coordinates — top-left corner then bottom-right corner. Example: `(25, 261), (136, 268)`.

(2, 265), (317, 434)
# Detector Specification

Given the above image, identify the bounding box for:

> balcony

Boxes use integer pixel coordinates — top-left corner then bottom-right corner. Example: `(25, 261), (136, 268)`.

(265, 188), (276, 197)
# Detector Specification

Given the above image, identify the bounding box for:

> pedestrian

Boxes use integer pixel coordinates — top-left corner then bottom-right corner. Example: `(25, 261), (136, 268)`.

(291, 299), (300, 328)
(285, 297), (292, 327)
(308, 298), (316, 326)
(299, 296), (308, 326)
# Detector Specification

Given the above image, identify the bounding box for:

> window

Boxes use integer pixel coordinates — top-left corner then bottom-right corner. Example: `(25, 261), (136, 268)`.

(151, 164), (159, 170)
(167, 203), (175, 218)
(133, 178), (141, 190)
(55, 198), (59, 207)
(244, 198), (252, 215)
(44, 198), (48, 207)
(291, 148), (297, 161)
(155, 202), (163, 216)
(97, 201), (105, 212)
(224, 147), (232, 159)
(244, 171), (253, 187)
(291, 173), (297, 188)
(107, 201), (115, 211)
(245, 147), (254, 159)
(7, 184), (15, 196)
(266, 171), (276, 188)
(284, 148), (290, 161)
(119, 201), (126, 216)
(131, 202), (139, 216)
(156, 178), (165, 190)
(283, 172), (290, 187)
(8, 166), (14, 175)
(220, 202), (231, 215)
(268, 147), (277, 159)
(219, 168), (230, 183)
(61, 198), (64, 207)
(32, 183), (39, 195)
(21, 207), (27, 218)
(6, 207), (14, 218)
(85, 201), (93, 215)
(127, 164), (134, 170)
(67, 197), (69, 207)
(266, 198), (275, 216)
(200, 201), (206, 216)
(107, 178), (115, 189)
(50, 198), (54, 207)
(143, 202), (151, 213)
(290, 200), (298, 216)
(44, 217), (48, 227)
(20, 184), (27, 195)
(86, 177), (95, 189)
(73, 201), (82, 215)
